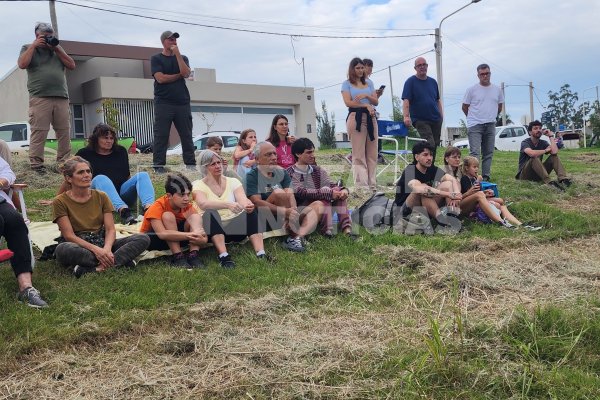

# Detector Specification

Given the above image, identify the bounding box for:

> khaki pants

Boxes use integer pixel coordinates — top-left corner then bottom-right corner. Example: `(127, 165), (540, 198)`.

(348, 112), (378, 189)
(519, 154), (567, 183)
(28, 97), (71, 169)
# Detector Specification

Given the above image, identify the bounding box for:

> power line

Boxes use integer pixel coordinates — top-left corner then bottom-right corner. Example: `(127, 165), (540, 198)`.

(315, 48), (434, 91)
(76, 0), (434, 33)
(56, 1), (433, 39)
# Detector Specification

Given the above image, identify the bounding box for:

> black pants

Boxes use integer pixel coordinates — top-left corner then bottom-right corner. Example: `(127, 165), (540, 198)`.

(0, 202), (32, 277)
(414, 120), (443, 162)
(202, 209), (261, 243)
(152, 102), (195, 167)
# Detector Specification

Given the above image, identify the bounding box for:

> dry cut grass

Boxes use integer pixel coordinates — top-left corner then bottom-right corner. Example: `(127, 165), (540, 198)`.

(2, 235), (600, 399)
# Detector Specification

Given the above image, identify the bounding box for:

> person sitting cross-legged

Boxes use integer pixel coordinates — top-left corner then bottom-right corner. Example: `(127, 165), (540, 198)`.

(140, 173), (208, 269)
(52, 156), (150, 278)
(516, 120), (571, 190)
(193, 150), (270, 268)
(286, 137), (355, 239)
(394, 141), (462, 227)
(245, 141), (320, 252)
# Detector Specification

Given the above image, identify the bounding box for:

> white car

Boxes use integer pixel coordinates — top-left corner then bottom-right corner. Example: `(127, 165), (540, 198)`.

(453, 125), (548, 152)
(166, 131), (240, 155)
(0, 122), (30, 154)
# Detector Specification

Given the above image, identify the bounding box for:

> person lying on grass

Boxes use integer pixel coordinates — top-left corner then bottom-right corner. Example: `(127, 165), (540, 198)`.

(460, 156), (541, 230)
(140, 173), (208, 269)
(52, 156), (150, 278)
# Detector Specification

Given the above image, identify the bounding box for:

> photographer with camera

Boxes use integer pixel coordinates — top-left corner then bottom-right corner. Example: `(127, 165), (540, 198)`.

(516, 120), (571, 190)
(17, 22), (75, 173)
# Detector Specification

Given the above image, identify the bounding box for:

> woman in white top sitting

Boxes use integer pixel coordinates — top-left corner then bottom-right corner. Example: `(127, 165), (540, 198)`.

(192, 150), (269, 268)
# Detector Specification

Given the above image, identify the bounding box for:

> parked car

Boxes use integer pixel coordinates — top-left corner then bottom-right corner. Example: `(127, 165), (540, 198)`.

(0, 121), (137, 154)
(166, 131), (240, 156)
(452, 125), (548, 152)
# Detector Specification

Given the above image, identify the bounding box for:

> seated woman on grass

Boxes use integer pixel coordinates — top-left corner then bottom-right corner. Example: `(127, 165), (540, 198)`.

(52, 156), (150, 278)
(140, 173), (207, 269)
(206, 136), (241, 181)
(72, 123), (155, 225)
(192, 150), (270, 269)
(459, 156), (541, 231)
(443, 146), (462, 180)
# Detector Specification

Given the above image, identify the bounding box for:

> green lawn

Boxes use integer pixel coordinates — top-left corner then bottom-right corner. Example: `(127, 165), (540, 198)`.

(1, 148), (600, 399)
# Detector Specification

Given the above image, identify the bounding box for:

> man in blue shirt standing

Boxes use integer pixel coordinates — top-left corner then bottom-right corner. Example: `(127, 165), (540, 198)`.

(402, 57), (443, 162)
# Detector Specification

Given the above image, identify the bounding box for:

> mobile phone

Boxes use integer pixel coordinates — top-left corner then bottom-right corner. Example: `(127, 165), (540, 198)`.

(379, 85), (386, 91)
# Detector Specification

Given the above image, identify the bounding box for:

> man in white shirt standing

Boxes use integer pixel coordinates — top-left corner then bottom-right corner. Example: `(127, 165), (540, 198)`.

(462, 64), (504, 181)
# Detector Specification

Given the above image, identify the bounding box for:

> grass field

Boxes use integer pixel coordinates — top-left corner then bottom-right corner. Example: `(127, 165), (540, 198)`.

(1, 147), (600, 399)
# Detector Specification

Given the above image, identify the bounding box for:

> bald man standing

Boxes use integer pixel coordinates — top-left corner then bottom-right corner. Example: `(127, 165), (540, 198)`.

(401, 57), (443, 162)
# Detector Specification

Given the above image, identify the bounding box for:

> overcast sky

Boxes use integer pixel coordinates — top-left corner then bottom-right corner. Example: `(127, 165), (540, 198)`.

(1, 0), (599, 132)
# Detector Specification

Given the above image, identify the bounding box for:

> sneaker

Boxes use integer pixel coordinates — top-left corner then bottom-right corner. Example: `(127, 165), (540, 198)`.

(153, 166), (168, 174)
(482, 175), (490, 182)
(73, 264), (95, 278)
(377, 153), (387, 164)
(187, 250), (206, 269)
(170, 252), (191, 268)
(32, 166), (47, 174)
(119, 208), (137, 225)
(121, 259), (138, 269)
(282, 236), (305, 252)
(559, 178), (572, 187)
(547, 181), (565, 191)
(17, 286), (48, 308)
(257, 253), (275, 263)
(218, 254), (236, 268)
(499, 219), (516, 229)
(521, 223), (543, 231)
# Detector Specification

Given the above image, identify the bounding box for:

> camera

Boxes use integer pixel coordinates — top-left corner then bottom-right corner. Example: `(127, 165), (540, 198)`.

(44, 36), (59, 46)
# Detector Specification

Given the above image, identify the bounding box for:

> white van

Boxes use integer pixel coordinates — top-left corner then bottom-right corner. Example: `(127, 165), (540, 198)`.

(0, 122), (30, 154)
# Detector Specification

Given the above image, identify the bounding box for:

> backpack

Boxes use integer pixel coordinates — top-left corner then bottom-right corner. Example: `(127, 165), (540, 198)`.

(352, 192), (396, 231)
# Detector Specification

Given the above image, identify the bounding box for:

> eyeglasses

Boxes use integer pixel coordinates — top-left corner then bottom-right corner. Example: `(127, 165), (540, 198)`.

(415, 63), (428, 68)
(478, 72), (491, 76)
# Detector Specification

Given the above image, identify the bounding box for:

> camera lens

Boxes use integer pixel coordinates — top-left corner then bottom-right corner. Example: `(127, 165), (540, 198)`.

(45, 36), (60, 46)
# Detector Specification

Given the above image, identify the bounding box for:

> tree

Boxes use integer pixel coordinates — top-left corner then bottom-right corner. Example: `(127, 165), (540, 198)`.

(96, 98), (121, 134)
(495, 113), (513, 126)
(316, 100), (336, 148)
(389, 95), (419, 136)
(459, 119), (467, 137)
(546, 84), (579, 130)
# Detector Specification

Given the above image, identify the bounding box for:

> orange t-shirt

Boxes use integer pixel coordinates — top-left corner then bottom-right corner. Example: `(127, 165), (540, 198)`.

(139, 194), (194, 233)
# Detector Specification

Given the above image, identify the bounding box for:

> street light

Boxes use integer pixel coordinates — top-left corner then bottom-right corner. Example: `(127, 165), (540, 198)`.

(435, 0), (482, 145)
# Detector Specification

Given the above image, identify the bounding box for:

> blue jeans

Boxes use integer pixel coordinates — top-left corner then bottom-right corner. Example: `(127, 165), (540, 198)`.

(467, 122), (496, 178)
(91, 172), (155, 211)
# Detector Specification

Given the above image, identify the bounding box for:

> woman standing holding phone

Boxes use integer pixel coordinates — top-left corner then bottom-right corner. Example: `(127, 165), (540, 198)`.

(341, 57), (379, 190)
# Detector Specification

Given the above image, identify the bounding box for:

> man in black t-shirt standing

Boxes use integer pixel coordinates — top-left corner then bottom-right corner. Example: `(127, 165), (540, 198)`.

(395, 142), (461, 221)
(151, 31), (195, 172)
(516, 120), (570, 190)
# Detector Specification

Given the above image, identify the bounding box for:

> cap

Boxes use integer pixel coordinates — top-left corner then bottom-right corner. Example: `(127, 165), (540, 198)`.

(160, 31), (180, 42)
(35, 22), (54, 34)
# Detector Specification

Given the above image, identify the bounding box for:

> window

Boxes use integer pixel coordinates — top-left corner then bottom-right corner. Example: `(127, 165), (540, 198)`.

(515, 127), (526, 137)
(222, 136), (239, 148)
(195, 138), (208, 150)
(71, 104), (85, 138)
(0, 123), (27, 142)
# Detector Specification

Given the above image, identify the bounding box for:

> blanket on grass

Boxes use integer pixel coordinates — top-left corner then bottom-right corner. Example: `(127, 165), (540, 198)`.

(28, 221), (287, 262)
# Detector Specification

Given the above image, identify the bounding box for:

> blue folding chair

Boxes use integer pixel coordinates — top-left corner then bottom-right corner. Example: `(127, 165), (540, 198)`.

(376, 120), (425, 183)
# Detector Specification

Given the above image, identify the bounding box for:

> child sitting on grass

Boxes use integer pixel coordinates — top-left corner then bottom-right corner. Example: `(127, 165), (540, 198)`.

(460, 156), (541, 231)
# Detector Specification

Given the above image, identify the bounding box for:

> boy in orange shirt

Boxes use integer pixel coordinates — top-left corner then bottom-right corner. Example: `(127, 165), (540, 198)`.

(140, 173), (207, 268)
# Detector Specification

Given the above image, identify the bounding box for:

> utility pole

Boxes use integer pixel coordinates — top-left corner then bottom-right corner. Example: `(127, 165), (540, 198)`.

(388, 66), (395, 117)
(501, 82), (506, 126)
(529, 82), (534, 123)
(49, 0), (59, 36)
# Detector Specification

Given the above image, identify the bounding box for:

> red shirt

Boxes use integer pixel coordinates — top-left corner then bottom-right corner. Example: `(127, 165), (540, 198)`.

(140, 194), (193, 233)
